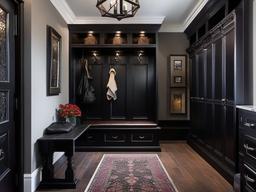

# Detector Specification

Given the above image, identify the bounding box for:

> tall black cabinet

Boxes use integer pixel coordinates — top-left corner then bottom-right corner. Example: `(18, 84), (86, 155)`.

(187, 0), (253, 183)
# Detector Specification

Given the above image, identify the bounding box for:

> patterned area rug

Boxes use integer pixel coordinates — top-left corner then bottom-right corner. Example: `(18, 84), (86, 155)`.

(85, 154), (178, 192)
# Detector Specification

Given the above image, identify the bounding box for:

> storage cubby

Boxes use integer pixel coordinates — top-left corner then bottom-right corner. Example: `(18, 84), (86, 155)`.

(71, 32), (100, 45)
(132, 33), (155, 45)
(104, 32), (128, 45)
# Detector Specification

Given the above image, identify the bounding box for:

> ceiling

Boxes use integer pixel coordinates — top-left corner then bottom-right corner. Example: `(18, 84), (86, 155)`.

(50, 0), (208, 32)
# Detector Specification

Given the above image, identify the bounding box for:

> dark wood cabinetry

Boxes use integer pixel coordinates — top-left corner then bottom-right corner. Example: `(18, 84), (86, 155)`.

(69, 25), (160, 151)
(69, 25), (159, 121)
(238, 108), (256, 192)
(187, 0), (253, 183)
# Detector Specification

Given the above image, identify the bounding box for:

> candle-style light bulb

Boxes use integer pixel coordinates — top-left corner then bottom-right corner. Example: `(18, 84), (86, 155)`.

(113, 0), (117, 14)
(123, 3), (128, 14)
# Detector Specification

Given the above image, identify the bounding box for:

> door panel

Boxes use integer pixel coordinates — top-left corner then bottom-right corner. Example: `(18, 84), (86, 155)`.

(225, 30), (235, 102)
(224, 105), (236, 169)
(214, 39), (223, 100)
(206, 45), (213, 99)
(214, 104), (224, 157)
(198, 51), (206, 98)
(0, 0), (17, 191)
(191, 55), (197, 98)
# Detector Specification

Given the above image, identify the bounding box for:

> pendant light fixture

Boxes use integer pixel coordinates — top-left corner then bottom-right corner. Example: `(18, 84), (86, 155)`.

(96, 0), (140, 21)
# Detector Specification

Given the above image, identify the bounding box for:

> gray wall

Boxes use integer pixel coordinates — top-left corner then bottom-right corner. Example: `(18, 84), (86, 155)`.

(157, 33), (190, 120)
(24, 0), (69, 175)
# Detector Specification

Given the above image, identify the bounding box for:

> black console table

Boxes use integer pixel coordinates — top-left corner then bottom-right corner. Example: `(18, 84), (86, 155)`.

(37, 124), (90, 189)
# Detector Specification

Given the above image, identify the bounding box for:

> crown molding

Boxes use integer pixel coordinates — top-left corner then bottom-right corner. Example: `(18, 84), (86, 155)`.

(182, 0), (209, 30)
(51, 0), (208, 32)
(50, 0), (76, 24)
(74, 16), (165, 24)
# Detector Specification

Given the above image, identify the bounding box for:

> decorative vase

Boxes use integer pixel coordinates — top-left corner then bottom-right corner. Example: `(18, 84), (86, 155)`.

(66, 116), (76, 125)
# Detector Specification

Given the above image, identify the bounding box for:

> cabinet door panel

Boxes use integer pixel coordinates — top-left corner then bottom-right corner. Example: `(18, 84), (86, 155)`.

(198, 52), (206, 98)
(206, 46), (213, 99)
(225, 30), (235, 102)
(205, 103), (214, 148)
(214, 39), (223, 100)
(129, 64), (148, 119)
(214, 104), (224, 157)
(224, 105), (236, 169)
(191, 56), (197, 97)
(111, 64), (126, 119)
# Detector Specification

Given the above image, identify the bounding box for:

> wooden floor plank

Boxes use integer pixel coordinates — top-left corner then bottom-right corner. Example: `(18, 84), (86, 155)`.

(37, 142), (233, 192)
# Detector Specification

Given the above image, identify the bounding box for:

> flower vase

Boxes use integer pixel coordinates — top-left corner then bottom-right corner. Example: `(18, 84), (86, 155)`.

(66, 116), (76, 125)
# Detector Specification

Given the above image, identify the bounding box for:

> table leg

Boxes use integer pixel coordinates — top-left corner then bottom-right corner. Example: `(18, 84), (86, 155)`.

(42, 151), (54, 182)
(65, 152), (74, 182)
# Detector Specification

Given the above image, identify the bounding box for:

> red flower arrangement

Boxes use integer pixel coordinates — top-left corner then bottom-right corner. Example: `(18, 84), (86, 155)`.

(58, 104), (81, 118)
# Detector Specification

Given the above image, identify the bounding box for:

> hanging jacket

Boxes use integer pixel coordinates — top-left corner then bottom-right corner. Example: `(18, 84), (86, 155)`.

(78, 59), (96, 104)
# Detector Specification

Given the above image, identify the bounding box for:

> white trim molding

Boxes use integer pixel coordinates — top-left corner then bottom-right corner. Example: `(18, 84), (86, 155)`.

(24, 152), (64, 192)
(183, 0), (209, 31)
(24, 168), (41, 192)
(50, 0), (208, 32)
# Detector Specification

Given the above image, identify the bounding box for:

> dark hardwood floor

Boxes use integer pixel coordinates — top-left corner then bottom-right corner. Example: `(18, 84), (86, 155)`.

(37, 142), (233, 192)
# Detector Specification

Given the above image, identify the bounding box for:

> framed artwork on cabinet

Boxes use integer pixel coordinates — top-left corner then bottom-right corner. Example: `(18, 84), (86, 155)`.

(47, 26), (61, 96)
(169, 55), (187, 87)
(170, 88), (186, 114)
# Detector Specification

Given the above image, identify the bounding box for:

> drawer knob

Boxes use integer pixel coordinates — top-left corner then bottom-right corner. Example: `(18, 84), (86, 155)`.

(244, 144), (255, 151)
(0, 149), (5, 161)
(139, 136), (145, 139)
(87, 136), (93, 139)
(244, 122), (255, 128)
(112, 136), (118, 139)
(245, 175), (255, 183)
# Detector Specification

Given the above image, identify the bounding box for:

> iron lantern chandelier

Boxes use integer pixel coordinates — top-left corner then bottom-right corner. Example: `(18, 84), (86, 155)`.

(96, 0), (140, 21)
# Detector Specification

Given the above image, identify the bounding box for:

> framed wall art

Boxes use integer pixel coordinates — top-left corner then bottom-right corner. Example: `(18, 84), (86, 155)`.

(47, 26), (61, 96)
(169, 55), (187, 87)
(169, 88), (186, 114)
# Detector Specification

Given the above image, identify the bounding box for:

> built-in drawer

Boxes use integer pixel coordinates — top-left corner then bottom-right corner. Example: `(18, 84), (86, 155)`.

(131, 133), (153, 143)
(242, 163), (256, 192)
(239, 111), (256, 130)
(244, 135), (256, 161)
(104, 133), (127, 143)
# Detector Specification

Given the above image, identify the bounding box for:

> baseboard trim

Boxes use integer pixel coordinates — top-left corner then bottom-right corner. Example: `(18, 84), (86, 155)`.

(24, 152), (64, 192)
(24, 168), (41, 192)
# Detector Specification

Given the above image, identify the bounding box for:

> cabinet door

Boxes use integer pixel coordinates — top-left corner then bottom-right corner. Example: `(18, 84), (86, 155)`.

(206, 45), (213, 99)
(225, 30), (235, 103)
(224, 105), (236, 170)
(191, 55), (198, 98)
(198, 51), (206, 98)
(213, 103), (225, 158)
(205, 103), (214, 149)
(214, 39), (223, 100)
(190, 100), (197, 138)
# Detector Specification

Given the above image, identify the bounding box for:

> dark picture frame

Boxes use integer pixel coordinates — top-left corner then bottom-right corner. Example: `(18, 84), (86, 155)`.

(170, 88), (186, 114)
(170, 55), (187, 87)
(47, 25), (61, 96)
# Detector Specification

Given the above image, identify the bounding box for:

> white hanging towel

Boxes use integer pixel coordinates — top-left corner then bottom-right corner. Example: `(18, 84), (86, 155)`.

(106, 68), (117, 101)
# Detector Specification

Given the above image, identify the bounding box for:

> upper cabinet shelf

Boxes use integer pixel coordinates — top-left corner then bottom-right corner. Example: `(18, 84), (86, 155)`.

(70, 31), (156, 48)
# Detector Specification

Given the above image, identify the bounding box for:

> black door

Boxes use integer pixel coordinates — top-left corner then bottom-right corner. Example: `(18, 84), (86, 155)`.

(0, 0), (17, 191)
